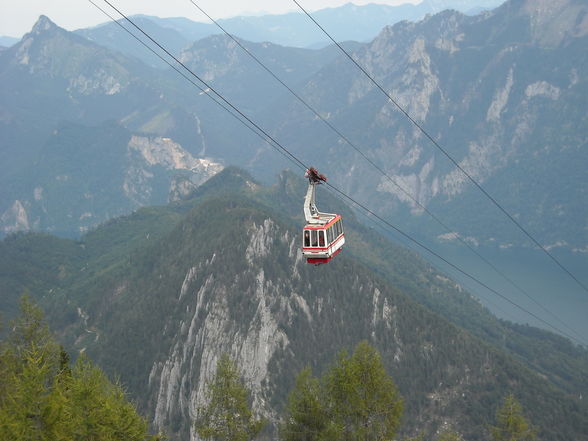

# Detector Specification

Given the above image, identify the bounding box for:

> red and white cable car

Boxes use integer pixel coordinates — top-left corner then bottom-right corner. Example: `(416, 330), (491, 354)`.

(302, 168), (345, 264)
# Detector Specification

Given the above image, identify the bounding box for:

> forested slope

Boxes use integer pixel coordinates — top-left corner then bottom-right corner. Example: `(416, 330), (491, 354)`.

(1, 168), (586, 440)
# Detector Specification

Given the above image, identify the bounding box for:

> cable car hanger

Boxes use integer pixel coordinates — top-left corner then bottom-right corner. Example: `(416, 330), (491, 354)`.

(302, 168), (345, 265)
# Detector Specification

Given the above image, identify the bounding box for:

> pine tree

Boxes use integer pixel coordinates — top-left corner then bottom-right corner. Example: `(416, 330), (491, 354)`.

(280, 367), (334, 441)
(325, 341), (403, 441)
(0, 296), (162, 441)
(491, 394), (536, 441)
(281, 341), (403, 441)
(195, 354), (266, 441)
(0, 297), (63, 440)
(65, 354), (159, 441)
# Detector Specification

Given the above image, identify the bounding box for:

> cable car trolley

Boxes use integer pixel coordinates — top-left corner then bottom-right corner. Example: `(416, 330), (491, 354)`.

(302, 168), (345, 264)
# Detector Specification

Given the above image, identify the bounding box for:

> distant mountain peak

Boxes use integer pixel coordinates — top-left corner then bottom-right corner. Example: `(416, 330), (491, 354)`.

(496, 0), (588, 46)
(31, 15), (58, 35)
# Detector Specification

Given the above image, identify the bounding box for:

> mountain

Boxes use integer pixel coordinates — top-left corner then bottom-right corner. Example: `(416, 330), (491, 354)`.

(3, 2), (587, 336)
(0, 16), (360, 238)
(244, 0), (588, 254)
(0, 36), (18, 47)
(178, 35), (362, 112)
(0, 15), (163, 173)
(0, 16), (230, 238)
(75, 15), (194, 69)
(2, 168), (587, 440)
(7, 1), (586, 252)
(1, 121), (222, 236)
(77, 0), (507, 55)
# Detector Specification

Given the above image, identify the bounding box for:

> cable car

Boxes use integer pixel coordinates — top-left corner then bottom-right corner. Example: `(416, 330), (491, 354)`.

(302, 168), (345, 264)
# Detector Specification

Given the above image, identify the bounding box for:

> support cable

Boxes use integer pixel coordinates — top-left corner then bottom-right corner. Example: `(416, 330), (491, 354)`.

(292, 0), (588, 295)
(87, 0), (299, 169)
(100, 0), (308, 172)
(187, 0), (585, 341)
(90, 0), (585, 346)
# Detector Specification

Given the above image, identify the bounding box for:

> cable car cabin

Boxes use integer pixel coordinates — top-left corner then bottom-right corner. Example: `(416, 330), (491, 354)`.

(302, 214), (345, 264)
(301, 167), (345, 265)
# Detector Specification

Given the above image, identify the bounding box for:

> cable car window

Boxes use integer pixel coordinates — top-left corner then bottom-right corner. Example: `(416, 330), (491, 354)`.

(327, 227), (333, 244)
(304, 230), (310, 247)
(311, 230), (318, 247)
(319, 230), (325, 247)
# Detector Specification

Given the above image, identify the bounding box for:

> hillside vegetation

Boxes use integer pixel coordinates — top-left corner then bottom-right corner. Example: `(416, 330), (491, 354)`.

(1, 168), (586, 440)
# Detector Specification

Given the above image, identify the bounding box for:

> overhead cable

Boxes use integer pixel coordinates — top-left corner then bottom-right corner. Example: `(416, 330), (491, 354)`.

(186, 0), (585, 342)
(87, 0), (300, 168)
(292, 0), (588, 295)
(90, 0), (586, 346)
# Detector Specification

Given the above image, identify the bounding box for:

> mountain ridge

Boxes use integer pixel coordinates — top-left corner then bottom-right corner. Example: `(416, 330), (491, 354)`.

(74, 0), (507, 54)
(1, 167), (587, 440)
(4, 2), (586, 251)
(249, 0), (588, 252)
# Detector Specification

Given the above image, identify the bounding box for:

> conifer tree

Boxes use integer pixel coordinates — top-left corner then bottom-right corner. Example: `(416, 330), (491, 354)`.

(491, 394), (536, 441)
(325, 341), (403, 441)
(0, 297), (63, 440)
(0, 296), (162, 441)
(281, 367), (335, 441)
(195, 354), (266, 441)
(282, 341), (403, 441)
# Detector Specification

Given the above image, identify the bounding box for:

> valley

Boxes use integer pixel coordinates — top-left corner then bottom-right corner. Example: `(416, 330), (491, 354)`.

(1, 0), (587, 440)
(2, 168), (588, 440)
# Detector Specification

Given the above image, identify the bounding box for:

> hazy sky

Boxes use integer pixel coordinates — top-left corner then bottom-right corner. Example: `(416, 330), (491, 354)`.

(0, 0), (421, 38)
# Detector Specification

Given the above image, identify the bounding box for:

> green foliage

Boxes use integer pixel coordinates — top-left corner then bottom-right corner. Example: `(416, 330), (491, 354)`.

(2, 177), (588, 439)
(436, 430), (465, 441)
(280, 367), (332, 441)
(195, 354), (266, 441)
(490, 394), (537, 441)
(282, 342), (403, 441)
(326, 341), (403, 441)
(0, 297), (162, 441)
(64, 354), (161, 441)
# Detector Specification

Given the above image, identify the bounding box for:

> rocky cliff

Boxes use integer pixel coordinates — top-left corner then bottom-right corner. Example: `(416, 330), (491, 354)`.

(0, 122), (222, 236)
(3, 3), (586, 249)
(255, 0), (588, 251)
(46, 183), (585, 441)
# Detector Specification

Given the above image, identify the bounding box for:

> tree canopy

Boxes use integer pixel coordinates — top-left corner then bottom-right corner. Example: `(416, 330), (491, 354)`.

(282, 341), (403, 441)
(491, 394), (537, 441)
(195, 353), (266, 441)
(0, 296), (162, 441)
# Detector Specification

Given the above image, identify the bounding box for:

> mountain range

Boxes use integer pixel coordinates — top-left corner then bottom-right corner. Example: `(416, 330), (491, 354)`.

(2, 0), (587, 344)
(248, 0), (588, 253)
(2, 1), (588, 439)
(1, 0), (586, 256)
(1, 0), (587, 382)
(2, 167), (587, 440)
(74, 0), (506, 62)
